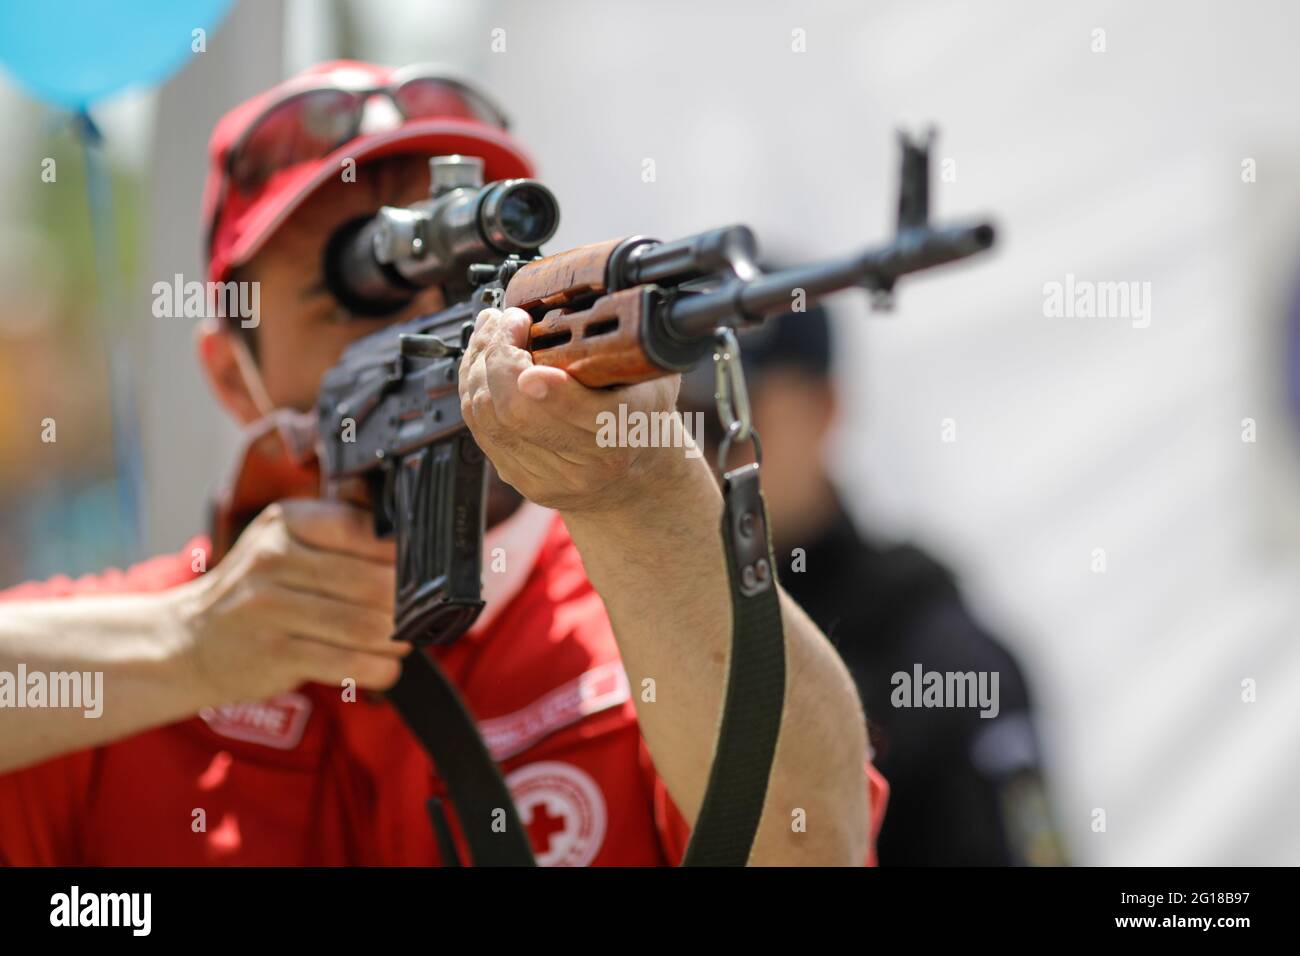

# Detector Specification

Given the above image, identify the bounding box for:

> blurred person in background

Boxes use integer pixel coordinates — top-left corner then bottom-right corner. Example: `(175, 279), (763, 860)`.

(680, 302), (1065, 866)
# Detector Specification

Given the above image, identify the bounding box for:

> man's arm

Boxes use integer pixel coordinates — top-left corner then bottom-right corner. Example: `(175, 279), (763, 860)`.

(0, 592), (208, 774)
(563, 456), (871, 865)
(460, 307), (871, 865)
(0, 501), (408, 774)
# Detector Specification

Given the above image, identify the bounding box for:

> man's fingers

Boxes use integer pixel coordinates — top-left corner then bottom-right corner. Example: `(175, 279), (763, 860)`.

(517, 364), (681, 443)
(258, 585), (409, 655)
(463, 309), (533, 441)
(516, 364), (571, 403)
(268, 543), (396, 613)
(462, 307), (530, 379)
(460, 307), (499, 375)
(455, 302), (690, 514)
(269, 499), (395, 564)
(286, 638), (407, 692)
(483, 335), (539, 428)
(514, 364), (610, 433)
(491, 306), (532, 346)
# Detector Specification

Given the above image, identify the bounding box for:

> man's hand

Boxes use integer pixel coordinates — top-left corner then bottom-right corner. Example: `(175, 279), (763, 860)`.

(0, 498), (407, 774)
(458, 307), (683, 515)
(171, 499), (408, 706)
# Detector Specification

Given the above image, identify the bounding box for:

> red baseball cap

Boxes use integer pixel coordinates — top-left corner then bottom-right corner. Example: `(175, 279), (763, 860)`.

(202, 60), (536, 283)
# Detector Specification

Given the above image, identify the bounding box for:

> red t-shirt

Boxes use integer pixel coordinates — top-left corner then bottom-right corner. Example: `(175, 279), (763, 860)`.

(0, 514), (887, 866)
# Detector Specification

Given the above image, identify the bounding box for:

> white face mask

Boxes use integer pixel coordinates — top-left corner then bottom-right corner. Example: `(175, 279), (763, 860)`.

(222, 324), (317, 465)
(226, 323), (279, 419)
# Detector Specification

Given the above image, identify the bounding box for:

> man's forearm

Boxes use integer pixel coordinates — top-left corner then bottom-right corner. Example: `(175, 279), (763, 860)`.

(561, 441), (870, 865)
(0, 590), (209, 773)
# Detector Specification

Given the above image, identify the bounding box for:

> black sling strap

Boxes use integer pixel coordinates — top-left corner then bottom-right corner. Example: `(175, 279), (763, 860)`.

(385, 463), (787, 867)
(681, 331), (788, 864)
(681, 462), (786, 865)
(387, 650), (536, 866)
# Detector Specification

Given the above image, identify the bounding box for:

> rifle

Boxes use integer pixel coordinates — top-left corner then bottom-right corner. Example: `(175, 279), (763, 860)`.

(209, 132), (995, 865)
(213, 136), (992, 640)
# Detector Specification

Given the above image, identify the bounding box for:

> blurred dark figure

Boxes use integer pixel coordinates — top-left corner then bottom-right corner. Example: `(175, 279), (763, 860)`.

(679, 303), (1065, 866)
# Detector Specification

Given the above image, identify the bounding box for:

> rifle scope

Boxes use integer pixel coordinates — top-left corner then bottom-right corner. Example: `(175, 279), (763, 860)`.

(324, 154), (559, 317)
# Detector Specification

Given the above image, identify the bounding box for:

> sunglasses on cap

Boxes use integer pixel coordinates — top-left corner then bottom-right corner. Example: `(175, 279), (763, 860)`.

(226, 65), (511, 193)
(207, 66), (511, 257)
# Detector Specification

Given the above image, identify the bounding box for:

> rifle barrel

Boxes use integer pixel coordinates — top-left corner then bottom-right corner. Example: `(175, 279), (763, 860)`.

(663, 220), (994, 340)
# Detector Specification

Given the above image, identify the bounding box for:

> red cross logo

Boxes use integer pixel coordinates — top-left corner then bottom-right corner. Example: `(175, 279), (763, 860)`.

(507, 762), (607, 866)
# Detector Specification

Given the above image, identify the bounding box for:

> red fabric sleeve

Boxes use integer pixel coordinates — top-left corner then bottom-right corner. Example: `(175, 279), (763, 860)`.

(0, 541), (206, 866)
(640, 736), (890, 866)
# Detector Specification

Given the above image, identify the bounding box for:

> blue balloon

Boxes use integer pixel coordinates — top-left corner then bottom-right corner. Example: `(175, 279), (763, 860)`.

(0, 0), (233, 108)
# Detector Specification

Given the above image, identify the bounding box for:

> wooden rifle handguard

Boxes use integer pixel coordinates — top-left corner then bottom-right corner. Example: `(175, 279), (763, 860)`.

(504, 238), (666, 388)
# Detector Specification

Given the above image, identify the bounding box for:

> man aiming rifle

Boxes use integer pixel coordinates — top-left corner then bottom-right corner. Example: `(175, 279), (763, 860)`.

(0, 61), (988, 866)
